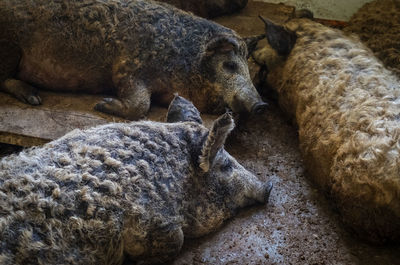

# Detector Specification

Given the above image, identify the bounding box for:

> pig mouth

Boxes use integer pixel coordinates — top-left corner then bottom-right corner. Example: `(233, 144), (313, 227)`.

(228, 99), (269, 115)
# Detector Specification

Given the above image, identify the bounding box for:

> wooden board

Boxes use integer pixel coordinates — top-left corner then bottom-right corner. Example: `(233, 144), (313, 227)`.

(0, 91), (127, 147)
(0, 91), (217, 147)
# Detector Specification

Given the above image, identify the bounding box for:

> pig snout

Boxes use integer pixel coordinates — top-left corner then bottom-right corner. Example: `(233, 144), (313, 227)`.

(242, 179), (273, 206)
(263, 181), (273, 203)
(231, 88), (268, 115)
(253, 181), (273, 204)
(251, 102), (269, 115)
(232, 95), (268, 114)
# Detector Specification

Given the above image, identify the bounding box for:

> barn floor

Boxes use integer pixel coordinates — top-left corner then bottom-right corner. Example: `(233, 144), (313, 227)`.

(2, 102), (399, 265)
(169, 103), (400, 265)
(1, 1), (400, 264)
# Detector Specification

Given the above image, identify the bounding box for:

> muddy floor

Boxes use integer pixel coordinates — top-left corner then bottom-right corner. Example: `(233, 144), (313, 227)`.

(171, 103), (400, 265)
(174, 107), (350, 265)
(2, 102), (400, 265)
(168, 102), (400, 265)
(1, 1), (400, 263)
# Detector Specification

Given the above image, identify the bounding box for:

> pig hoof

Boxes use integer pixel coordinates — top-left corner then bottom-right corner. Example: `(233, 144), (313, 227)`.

(264, 181), (273, 203)
(16, 90), (41, 105)
(27, 95), (42, 105)
(3, 79), (42, 105)
(251, 102), (268, 115)
(102, 97), (114, 103)
(94, 97), (124, 115)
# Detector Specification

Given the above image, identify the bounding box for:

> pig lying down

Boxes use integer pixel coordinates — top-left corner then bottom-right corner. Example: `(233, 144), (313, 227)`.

(0, 96), (272, 265)
(0, 0), (267, 120)
(256, 17), (400, 243)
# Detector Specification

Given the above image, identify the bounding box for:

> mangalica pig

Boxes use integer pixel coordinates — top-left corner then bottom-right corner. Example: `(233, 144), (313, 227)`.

(0, 95), (273, 265)
(256, 16), (400, 243)
(0, 0), (267, 120)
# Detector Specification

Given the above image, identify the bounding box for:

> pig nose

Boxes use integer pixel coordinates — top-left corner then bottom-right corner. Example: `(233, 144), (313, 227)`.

(251, 102), (269, 115)
(264, 181), (273, 203)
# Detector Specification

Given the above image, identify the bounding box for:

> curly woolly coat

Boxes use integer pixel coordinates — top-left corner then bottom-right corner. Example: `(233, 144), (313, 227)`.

(264, 18), (400, 243)
(1, 122), (205, 264)
(1, 0), (266, 120)
(0, 96), (271, 264)
(344, 0), (400, 76)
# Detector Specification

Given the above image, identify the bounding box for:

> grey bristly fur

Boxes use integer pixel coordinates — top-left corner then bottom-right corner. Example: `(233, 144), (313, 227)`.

(0, 0), (265, 120)
(0, 96), (272, 265)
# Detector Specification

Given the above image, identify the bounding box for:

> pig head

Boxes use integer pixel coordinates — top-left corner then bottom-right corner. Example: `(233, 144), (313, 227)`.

(199, 34), (268, 115)
(164, 95), (273, 239)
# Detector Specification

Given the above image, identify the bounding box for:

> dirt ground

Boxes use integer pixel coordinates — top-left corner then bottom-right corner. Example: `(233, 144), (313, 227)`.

(2, 102), (400, 265)
(169, 103), (400, 265)
(1, 1), (400, 264)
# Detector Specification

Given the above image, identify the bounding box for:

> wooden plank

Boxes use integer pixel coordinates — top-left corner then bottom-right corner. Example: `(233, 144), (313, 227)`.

(0, 91), (127, 147)
(0, 91), (217, 147)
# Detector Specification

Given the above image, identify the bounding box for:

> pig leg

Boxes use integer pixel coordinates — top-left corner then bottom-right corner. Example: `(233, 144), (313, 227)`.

(1, 79), (42, 105)
(94, 77), (150, 120)
(95, 57), (151, 120)
(0, 40), (41, 105)
(131, 226), (184, 265)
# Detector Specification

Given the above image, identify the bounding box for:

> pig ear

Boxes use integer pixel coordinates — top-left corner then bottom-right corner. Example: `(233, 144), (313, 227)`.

(166, 94), (203, 124)
(243, 34), (265, 59)
(258, 16), (296, 56)
(199, 112), (234, 172)
(205, 35), (246, 57)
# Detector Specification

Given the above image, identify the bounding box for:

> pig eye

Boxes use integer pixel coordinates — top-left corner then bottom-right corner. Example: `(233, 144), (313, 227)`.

(223, 61), (238, 72)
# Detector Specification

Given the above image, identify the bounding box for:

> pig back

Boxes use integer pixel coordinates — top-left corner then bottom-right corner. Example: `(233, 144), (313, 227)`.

(267, 18), (400, 242)
(1, 0), (238, 72)
(0, 121), (208, 262)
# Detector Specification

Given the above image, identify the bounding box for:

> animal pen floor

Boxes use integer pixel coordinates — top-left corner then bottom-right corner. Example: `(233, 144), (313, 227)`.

(1, 1), (400, 264)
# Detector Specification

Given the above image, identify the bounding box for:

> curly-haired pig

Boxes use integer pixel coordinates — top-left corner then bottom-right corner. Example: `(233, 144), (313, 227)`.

(0, 95), (273, 264)
(256, 16), (400, 243)
(0, 0), (267, 120)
